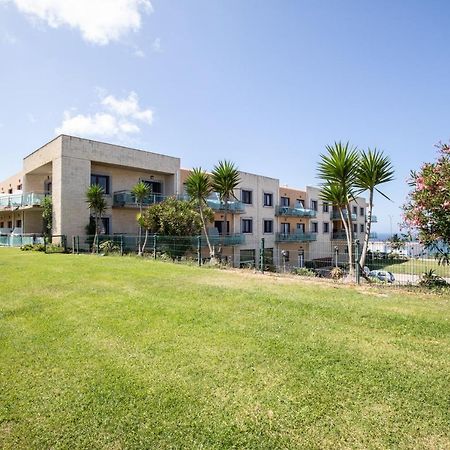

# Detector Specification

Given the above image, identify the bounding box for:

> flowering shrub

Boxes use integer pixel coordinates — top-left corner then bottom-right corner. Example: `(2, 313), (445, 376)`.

(403, 142), (450, 255)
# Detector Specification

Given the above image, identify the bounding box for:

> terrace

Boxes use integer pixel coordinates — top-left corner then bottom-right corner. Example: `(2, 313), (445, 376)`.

(0, 192), (48, 210)
(275, 232), (317, 243)
(275, 206), (316, 218)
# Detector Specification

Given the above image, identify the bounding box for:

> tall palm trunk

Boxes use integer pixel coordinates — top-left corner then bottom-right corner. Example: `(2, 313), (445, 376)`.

(142, 228), (149, 254)
(359, 189), (374, 268)
(137, 203), (143, 256)
(221, 195), (229, 257)
(199, 201), (215, 261)
(345, 203), (355, 277)
(93, 213), (99, 254)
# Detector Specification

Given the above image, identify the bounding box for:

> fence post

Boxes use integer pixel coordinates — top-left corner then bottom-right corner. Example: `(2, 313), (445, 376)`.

(72, 236), (75, 254)
(334, 246), (339, 268)
(355, 239), (360, 284)
(77, 236), (80, 254)
(260, 237), (265, 273)
(197, 235), (202, 266)
(120, 234), (124, 256)
(153, 234), (157, 260)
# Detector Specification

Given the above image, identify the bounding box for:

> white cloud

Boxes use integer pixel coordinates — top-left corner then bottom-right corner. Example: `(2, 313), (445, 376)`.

(134, 48), (145, 58)
(151, 37), (161, 52)
(7, 0), (152, 45)
(101, 91), (153, 125)
(55, 90), (153, 139)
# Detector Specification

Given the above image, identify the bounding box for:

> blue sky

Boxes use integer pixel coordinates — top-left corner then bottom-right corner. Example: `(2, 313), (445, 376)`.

(1, 0), (449, 233)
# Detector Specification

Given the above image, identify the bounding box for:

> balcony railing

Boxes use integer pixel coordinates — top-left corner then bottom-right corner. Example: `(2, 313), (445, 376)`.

(0, 192), (48, 209)
(275, 206), (316, 218)
(113, 191), (166, 207)
(202, 233), (245, 246)
(331, 210), (357, 221)
(275, 232), (317, 243)
(331, 230), (358, 240)
(206, 198), (245, 214)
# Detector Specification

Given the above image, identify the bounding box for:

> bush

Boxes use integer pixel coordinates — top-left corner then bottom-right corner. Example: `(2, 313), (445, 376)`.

(330, 267), (344, 281)
(20, 243), (45, 252)
(419, 269), (448, 288)
(292, 267), (317, 277)
(99, 240), (120, 255)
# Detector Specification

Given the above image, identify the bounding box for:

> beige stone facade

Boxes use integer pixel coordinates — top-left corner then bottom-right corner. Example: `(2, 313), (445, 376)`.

(0, 135), (371, 268)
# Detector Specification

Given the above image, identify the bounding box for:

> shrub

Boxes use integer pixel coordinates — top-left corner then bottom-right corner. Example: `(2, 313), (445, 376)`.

(99, 240), (120, 255)
(292, 267), (317, 277)
(419, 269), (448, 288)
(20, 243), (46, 252)
(330, 267), (344, 281)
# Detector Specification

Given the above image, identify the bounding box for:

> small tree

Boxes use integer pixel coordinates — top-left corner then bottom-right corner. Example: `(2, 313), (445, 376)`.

(86, 184), (107, 253)
(403, 141), (450, 264)
(185, 168), (216, 261)
(139, 196), (203, 259)
(211, 160), (240, 251)
(41, 196), (53, 241)
(132, 181), (151, 255)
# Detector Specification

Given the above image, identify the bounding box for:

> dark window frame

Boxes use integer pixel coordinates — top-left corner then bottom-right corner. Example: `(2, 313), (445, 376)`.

(91, 174), (111, 195)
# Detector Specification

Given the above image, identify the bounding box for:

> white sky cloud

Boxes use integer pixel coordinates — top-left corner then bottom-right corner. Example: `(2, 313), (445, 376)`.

(152, 37), (161, 52)
(8, 0), (152, 45)
(55, 90), (153, 138)
(2, 31), (17, 44)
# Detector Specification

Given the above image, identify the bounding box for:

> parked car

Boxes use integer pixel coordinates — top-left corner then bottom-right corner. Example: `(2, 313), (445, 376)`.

(368, 270), (395, 283)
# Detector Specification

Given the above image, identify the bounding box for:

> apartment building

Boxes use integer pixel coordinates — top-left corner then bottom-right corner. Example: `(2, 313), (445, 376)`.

(0, 135), (373, 267)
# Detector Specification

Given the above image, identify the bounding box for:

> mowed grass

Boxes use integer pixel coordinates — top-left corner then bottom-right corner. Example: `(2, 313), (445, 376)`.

(371, 258), (450, 277)
(0, 249), (449, 449)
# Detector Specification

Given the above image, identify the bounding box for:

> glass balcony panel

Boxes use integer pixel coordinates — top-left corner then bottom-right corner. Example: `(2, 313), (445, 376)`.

(275, 232), (317, 243)
(275, 206), (316, 218)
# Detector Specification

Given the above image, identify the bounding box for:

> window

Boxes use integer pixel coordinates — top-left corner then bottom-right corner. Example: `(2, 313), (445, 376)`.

(360, 224), (365, 233)
(353, 223), (357, 233)
(142, 180), (162, 194)
(101, 217), (110, 235)
(16, 219), (22, 228)
(8, 188), (12, 194)
(311, 200), (318, 211)
(322, 202), (329, 213)
(7, 221), (12, 228)
(0, 222), (4, 228)
(240, 249), (255, 267)
(280, 222), (290, 234)
(263, 193), (273, 207)
(214, 220), (230, 235)
(264, 248), (274, 265)
(281, 250), (290, 262)
(263, 219), (273, 233)
(17, 184), (22, 191)
(360, 207), (365, 217)
(295, 199), (304, 208)
(91, 174), (110, 194)
(242, 218), (253, 233)
(352, 206), (358, 215)
(311, 222), (318, 233)
(296, 223), (305, 233)
(280, 196), (290, 207)
(44, 180), (52, 195)
(241, 190), (252, 204)
(323, 222), (329, 233)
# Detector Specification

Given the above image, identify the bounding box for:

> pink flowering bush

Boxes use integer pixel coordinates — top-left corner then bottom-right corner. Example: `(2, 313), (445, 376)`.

(403, 142), (450, 255)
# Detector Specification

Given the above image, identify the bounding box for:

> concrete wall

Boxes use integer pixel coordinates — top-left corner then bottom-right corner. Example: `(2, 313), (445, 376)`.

(0, 172), (24, 194)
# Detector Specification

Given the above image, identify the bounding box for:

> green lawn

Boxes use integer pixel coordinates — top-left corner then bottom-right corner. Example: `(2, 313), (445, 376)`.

(1, 249), (449, 449)
(369, 258), (450, 277)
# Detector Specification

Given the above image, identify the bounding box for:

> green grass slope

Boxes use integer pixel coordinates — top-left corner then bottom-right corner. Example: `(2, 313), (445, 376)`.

(0, 249), (449, 449)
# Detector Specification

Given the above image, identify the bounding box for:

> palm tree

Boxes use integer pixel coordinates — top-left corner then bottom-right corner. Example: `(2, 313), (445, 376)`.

(86, 184), (107, 253)
(211, 160), (240, 250)
(317, 142), (359, 276)
(185, 168), (216, 261)
(132, 181), (151, 255)
(356, 148), (394, 268)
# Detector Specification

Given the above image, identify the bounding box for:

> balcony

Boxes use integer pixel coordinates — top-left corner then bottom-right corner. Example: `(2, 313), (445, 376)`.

(275, 206), (316, 218)
(275, 232), (317, 243)
(0, 192), (48, 210)
(113, 191), (166, 207)
(331, 210), (357, 221)
(331, 230), (358, 240)
(206, 197), (245, 214)
(202, 233), (245, 246)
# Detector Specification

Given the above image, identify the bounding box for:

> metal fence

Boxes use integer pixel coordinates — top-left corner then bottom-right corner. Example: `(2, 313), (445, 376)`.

(0, 233), (67, 254)
(68, 234), (450, 287)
